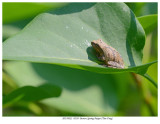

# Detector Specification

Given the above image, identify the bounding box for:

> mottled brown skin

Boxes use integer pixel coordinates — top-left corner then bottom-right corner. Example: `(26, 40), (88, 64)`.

(91, 39), (124, 69)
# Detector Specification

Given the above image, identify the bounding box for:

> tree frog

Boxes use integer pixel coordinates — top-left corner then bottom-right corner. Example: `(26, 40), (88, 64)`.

(91, 39), (124, 69)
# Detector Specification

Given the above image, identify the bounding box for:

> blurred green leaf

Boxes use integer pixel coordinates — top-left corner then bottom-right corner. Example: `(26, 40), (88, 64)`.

(140, 3), (157, 16)
(3, 61), (131, 116)
(3, 3), (157, 75)
(3, 25), (21, 41)
(138, 14), (157, 35)
(3, 2), (67, 24)
(3, 84), (62, 106)
(126, 2), (157, 17)
(126, 2), (145, 17)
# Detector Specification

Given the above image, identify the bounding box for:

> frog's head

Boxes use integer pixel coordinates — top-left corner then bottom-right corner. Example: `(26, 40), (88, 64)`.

(91, 39), (104, 53)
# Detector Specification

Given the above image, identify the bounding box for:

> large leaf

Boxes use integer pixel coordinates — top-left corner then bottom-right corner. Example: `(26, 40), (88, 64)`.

(3, 61), (131, 116)
(3, 3), (156, 74)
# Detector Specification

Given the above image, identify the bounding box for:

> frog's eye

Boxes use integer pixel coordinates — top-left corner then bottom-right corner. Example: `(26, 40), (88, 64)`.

(92, 43), (97, 48)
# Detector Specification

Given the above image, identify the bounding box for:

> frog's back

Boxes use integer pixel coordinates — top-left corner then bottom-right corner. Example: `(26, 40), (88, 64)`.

(103, 45), (124, 65)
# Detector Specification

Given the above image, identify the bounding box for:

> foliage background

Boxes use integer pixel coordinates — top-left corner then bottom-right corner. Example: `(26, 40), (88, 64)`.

(2, 2), (157, 116)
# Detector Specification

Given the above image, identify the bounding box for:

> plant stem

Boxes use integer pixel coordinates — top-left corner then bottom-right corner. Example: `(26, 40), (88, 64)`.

(142, 73), (157, 88)
(132, 73), (156, 116)
(131, 73), (142, 89)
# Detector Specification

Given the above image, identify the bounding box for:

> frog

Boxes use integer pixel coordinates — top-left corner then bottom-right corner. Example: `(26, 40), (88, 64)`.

(91, 39), (124, 69)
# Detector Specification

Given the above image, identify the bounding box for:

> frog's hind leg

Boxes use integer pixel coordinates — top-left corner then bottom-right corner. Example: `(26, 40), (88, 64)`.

(107, 61), (124, 69)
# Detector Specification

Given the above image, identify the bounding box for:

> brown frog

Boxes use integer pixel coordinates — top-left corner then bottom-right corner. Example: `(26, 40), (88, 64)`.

(91, 39), (124, 69)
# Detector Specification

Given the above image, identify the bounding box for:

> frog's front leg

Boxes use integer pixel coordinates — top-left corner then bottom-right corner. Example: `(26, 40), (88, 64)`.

(96, 53), (105, 61)
(107, 61), (124, 69)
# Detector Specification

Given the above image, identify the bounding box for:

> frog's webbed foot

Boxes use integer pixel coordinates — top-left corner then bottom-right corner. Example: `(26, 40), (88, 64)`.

(102, 64), (107, 67)
(107, 66), (117, 68)
(101, 64), (117, 68)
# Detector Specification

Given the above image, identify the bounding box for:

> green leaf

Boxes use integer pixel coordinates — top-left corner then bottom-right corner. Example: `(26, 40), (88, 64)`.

(3, 84), (62, 107)
(138, 14), (158, 34)
(3, 2), (67, 24)
(3, 3), (156, 74)
(3, 61), (130, 116)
